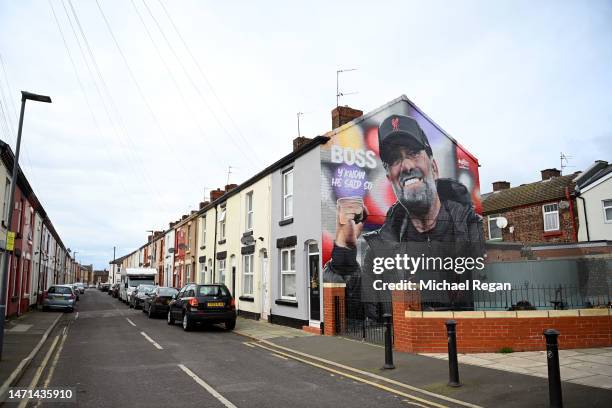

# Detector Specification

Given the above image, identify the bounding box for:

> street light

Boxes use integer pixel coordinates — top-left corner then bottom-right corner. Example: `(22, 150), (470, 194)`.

(0, 91), (52, 361)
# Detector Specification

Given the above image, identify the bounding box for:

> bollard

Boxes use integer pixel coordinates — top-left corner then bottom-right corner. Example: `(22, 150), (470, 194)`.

(382, 313), (395, 369)
(544, 329), (563, 408)
(445, 320), (461, 387)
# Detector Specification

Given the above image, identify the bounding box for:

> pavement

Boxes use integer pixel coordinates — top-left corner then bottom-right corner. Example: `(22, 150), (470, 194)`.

(235, 317), (612, 407)
(421, 348), (612, 390)
(0, 307), (61, 396)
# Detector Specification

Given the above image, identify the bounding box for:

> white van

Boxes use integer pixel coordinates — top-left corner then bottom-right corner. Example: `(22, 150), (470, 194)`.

(119, 268), (156, 303)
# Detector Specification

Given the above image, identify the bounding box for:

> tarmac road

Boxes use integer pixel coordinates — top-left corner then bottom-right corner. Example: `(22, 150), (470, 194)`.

(15, 289), (435, 408)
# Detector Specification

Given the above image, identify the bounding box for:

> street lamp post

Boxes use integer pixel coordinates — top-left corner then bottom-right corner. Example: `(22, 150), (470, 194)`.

(0, 91), (51, 361)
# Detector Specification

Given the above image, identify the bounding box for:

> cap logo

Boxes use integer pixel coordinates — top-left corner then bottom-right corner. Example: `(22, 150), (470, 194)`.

(391, 117), (400, 131)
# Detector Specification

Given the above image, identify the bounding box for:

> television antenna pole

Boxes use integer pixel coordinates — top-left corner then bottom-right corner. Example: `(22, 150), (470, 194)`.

(336, 68), (358, 107)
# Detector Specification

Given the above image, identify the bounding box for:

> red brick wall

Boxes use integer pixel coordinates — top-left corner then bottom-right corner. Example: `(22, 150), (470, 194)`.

(323, 285), (345, 336)
(483, 200), (577, 244)
(393, 314), (611, 353)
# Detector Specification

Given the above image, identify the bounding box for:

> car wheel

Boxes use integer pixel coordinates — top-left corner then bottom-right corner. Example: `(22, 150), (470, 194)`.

(66, 307), (74, 313)
(42, 306), (49, 312)
(167, 310), (175, 325)
(225, 320), (236, 331)
(182, 313), (193, 331)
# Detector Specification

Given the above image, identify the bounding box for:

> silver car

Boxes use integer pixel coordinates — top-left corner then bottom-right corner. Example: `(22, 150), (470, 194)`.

(42, 285), (76, 312)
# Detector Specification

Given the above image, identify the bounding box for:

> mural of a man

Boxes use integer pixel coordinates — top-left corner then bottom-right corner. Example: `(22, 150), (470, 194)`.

(324, 114), (485, 317)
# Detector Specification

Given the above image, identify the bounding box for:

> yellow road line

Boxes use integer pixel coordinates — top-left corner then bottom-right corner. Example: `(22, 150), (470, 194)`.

(256, 338), (483, 408)
(250, 342), (448, 408)
(17, 335), (60, 408)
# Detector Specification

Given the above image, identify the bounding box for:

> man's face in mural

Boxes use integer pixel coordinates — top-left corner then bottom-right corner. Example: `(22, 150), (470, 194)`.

(385, 146), (439, 215)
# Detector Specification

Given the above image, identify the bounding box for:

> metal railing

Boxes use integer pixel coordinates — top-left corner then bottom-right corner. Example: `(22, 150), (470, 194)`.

(333, 296), (391, 345)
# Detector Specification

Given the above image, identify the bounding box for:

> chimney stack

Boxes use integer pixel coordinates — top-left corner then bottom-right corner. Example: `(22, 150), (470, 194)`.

(541, 168), (561, 180)
(492, 181), (511, 192)
(210, 188), (225, 201)
(293, 136), (312, 152)
(199, 201), (210, 210)
(225, 184), (238, 192)
(332, 105), (363, 129)
(181, 214), (188, 221)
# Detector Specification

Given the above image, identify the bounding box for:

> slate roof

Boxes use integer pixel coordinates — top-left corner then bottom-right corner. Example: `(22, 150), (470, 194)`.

(483, 173), (579, 214)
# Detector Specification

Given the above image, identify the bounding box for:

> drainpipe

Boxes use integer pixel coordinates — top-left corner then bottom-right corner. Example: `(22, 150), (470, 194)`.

(565, 187), (578, 242)
(35, 221), (44, 306)
(577, 195), (590, 242)
(212, 205), (217, 282)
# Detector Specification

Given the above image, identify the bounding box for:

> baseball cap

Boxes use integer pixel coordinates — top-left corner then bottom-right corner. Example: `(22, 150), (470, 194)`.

(378, 114), (432, 163)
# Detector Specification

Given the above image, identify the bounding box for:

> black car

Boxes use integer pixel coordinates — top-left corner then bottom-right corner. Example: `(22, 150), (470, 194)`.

(111, 283), (120, 298)
(142, 287), (178, 318)
(130, 284), (156, 309)
(167, 284), (236, 331)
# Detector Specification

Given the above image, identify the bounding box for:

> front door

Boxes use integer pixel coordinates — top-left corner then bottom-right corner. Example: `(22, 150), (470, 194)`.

(308, 253), (320, 322)
(260, 252), (269, 320)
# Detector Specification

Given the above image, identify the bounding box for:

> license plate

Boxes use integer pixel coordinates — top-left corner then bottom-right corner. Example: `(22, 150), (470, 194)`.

(207, 302), (224, 307)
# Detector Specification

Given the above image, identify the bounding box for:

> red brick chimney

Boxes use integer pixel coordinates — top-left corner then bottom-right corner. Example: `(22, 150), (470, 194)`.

(225, 184), (238, 192)
(492, 181), (511, 191)
(293, 136), (312, 152)
(541, 168), (561, 180)
(332, 106), (363, 129)
(199, 201), (210, 210)
(210, 188), (225, 201)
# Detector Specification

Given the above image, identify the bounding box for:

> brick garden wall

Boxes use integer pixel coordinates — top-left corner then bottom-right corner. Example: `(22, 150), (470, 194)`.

(393, 309), (611, 353)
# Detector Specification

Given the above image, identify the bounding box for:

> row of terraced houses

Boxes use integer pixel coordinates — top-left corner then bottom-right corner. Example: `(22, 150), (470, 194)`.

(0, 140), (87, 317)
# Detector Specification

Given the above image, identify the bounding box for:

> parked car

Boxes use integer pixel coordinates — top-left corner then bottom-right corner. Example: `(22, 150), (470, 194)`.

(129, 284), (156, 309)
(167, 284), (236, 331)
(75, 283), (85, 294)
(42, 285), (76, 312)
(100, 283), (110, 292)
(70, 284), (80, 301)
(111, 283), (120, 298)
(142, 287), (178, 318)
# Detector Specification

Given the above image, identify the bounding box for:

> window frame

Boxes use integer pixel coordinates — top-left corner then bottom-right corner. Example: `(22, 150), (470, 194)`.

(218, 207), (226, 240)
(242, 253), (254, 296)
(245, 191), (254, 231)
(603, 199), (612, 223)
(542, 203), (560, 232)
(282, 169), (294, 219)
(487, 215), (503, 240)
(217, 259), (226, 284)
(200, 216), (207, 245)
(280, 247), (296, 300)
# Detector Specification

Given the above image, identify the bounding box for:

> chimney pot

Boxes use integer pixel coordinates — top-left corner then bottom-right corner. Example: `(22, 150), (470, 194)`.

(293, 136), (312, 152)
(331, 105), (363, 129)
(210, 188), (225, 201)
(492, 181), (511, 192)
(541, 168), (561, 180)
(225, 184), (238, 192)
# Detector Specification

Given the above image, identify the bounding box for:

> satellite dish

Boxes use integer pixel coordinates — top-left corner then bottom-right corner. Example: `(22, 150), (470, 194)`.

(241, 235), (256, 245)
(558, 200), (570, 210)
(496, 217), (508, 229)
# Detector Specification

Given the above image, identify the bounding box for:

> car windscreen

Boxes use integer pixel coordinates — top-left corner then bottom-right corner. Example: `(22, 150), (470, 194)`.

(137, 284), (155, 292)
(197, 285), (229, 297)
(158, 288), (178, 296)
(50, 286), (73, 294)
(128, 278), (154, 287)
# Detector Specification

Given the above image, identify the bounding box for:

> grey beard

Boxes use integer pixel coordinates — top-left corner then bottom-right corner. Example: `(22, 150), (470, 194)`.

(393, 173), (437, 215)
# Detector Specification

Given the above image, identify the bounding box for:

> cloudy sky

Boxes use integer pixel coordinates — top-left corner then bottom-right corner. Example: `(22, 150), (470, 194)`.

(0, 0), (610, 268)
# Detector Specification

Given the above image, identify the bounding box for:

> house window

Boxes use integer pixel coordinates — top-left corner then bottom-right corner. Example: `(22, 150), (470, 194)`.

(280, 247), (296, 299)
(2, 178), (9, 224)
(187, 225), (192, 251)
(543, 203), (559, 231)
(487, 215), (502, 240)
(200, 217), (206, 244)
(218, 259), (226, 284)
(16, 200), (23, 233)
(185, 264), (191, 283)
(243, 254), (254, 296)
(218, 207), (226, 240)
(245, 191), (254, 231)
(603, 199), (612, 223)
(282, 169), (293, 219)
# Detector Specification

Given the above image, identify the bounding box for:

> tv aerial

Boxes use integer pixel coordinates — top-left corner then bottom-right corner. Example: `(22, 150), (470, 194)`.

(336, 68), (358, 107)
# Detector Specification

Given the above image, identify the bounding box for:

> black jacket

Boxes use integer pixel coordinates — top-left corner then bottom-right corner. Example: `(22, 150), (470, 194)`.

(323, 179), (485, 317)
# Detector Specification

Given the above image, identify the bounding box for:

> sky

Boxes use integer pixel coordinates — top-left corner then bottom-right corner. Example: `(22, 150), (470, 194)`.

(0, 0), (610, 269)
